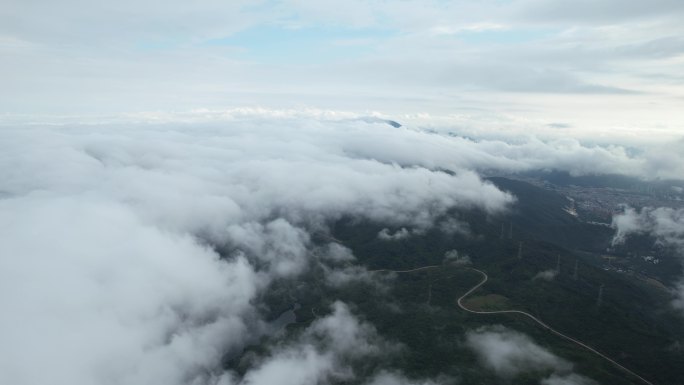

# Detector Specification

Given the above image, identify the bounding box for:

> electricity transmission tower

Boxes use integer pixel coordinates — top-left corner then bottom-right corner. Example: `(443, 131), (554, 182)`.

(596, 284), (604, 308)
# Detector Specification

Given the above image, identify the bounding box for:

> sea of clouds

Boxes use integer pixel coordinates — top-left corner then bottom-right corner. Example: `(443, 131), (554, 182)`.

(0, 114), (512, 385)
(1, 109), (681, 384)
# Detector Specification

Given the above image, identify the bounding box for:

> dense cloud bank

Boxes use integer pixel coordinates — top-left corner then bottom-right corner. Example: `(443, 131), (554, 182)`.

(346, 123), (684, 180)
(0, 117), (512, 385)
(2, 111), (678, 384)
(45, 108), (684, 180)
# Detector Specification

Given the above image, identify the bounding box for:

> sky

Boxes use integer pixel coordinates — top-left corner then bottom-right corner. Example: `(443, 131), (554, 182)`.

(2, 0), (684, 139)
(2, 2), (684, 385)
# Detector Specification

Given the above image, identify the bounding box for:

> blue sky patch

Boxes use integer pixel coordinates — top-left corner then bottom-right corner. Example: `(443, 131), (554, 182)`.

(203, 25), (396, 63)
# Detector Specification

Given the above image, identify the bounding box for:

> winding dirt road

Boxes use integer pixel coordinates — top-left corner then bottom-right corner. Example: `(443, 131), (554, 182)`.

(458, 267), (655, 385)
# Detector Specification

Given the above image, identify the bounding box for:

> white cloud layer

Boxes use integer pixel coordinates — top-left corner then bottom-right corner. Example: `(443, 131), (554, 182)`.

(0, 197), (260, 385)
(0, 116), (512, 385)
(36, 107), (683, 180)
(0, 107), (678, 384)
(3, 0), (684, 382)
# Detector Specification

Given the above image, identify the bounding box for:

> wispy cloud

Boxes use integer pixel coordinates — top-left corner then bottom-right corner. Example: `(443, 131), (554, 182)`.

(228, 301), (438, 385)
(465, 325), (597, 383)
(612, 206), (684, 312)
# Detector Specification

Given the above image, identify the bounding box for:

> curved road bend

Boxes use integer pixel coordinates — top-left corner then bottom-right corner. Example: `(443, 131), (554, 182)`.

(458, 267), (655, 385)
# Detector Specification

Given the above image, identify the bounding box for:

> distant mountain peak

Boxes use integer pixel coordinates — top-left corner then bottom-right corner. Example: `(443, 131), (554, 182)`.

(356, 116), (402, 128)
